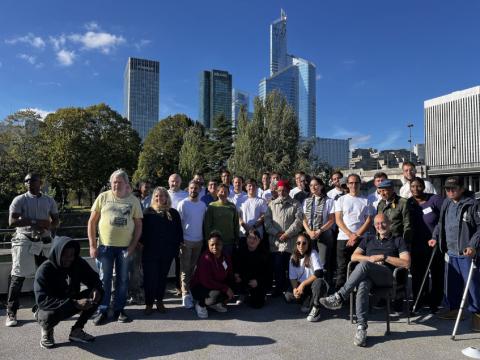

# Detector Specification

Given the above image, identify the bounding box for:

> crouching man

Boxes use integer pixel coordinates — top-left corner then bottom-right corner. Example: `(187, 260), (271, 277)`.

(34, 236), (104, 349)
(319, 214), (410, 347)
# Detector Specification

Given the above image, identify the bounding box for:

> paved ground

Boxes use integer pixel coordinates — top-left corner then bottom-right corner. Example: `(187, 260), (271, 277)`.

(1, 291), (479, 360)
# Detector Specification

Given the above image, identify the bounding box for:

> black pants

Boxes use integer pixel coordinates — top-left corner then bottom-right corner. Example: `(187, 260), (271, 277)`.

(37, 289), (101, 331)
(174, 255), (181, 290)
(7, 254), (47, 315)
(335, 240), (358, 290)
(191, 285), (228, 307)
(297, 278), (328, 307)
(143, 255), (175, 306)
(271, 252), (291, 293)
(235, 281), (267, 309)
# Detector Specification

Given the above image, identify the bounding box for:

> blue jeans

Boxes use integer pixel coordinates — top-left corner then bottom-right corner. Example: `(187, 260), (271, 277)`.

(96, 245), (131, 313)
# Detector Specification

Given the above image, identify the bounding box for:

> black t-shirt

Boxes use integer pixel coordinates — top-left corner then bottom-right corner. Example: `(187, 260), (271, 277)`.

(357, 235), (408, 258)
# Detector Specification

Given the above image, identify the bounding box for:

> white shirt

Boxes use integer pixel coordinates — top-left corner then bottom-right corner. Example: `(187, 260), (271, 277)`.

(228, 191), (248, 210)
(177, 198), (206, 242)
(302, 196), (335, 225)
(289, 187), (302, 198)
(168, 189), (188, 210)
(399, 179), (437, 199)
(262, 189), (273, 202)
(239, 197), (268, 236)
(334, 194), (373, 240)
(327, 188), (344, 200)
(367, 190), (382, 210)
(289, 250), (323, 282)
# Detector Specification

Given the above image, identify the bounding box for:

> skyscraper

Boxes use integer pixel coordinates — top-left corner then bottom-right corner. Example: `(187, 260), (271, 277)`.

(124, 57), (159, 141)
(232, 89), (249, 128)
(199, 69), (232, 129)
(259, 10), (316, 139)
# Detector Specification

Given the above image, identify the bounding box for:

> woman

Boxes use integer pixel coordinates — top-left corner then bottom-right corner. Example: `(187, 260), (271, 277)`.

(190, 232), (234, 318)
(287, 233), (328, 322)
(141, 187), (183, 315)
(407, 177), (444, 313)
(302, 176), (335, 285)
(233, 230), (271, 308)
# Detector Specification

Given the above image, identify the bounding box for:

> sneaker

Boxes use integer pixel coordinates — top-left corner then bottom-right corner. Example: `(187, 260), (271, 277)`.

(195, 303), (208, 319)
(205, 290), (221, 306)
(156, 301), (166, 314)
(144, 305), (154, 316)
(437, 309), (464, 320)
(208, 303), (228, 313)
(92, 312), (108, 326)
(284, 291), (295, 303)
(40, 328), (55, 349)
(354, 325), (367, 347)
(115, 310), (131, 323)
(235, 294), (245, 305)
(5, 313), (17, 327)
(307, 305), (321, 322)
(320, 293), (343, 310)
(182, 295), (194, 309)
(69, 328), (95, 343)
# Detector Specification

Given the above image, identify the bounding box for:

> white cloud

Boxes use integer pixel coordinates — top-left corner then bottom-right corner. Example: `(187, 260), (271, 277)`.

(18, 53), (37, 65)
(84, 21), (100, 31)
(20, 107), (53, 120)
(134, 39), (151, 50)
(56, 49), (75, 66)
(6, 33), (46, 48)
(377, 131), (402, 150)
(69, 31), (125, 54)
(332, 126), (372, 149)
(49, 35), (67, 51)
(316, 73), (323, 81)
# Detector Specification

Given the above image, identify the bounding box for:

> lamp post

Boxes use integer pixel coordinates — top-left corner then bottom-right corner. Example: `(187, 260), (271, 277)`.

(347, 137), (352, 170)
(407, 124), (414, 162)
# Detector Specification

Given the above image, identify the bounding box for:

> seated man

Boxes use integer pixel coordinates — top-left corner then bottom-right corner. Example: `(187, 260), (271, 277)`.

(319, 214), (410, 347)
(34, 237), (104, 349)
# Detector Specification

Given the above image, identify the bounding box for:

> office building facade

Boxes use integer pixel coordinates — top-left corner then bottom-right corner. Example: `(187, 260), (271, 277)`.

(232, 89), (249, 128)
(124, 57), (159, 141)
(311, 138), (349, 169)
(199, 69), (232, 129)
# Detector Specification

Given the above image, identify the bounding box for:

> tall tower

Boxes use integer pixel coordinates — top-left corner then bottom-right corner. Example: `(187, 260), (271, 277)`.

(199, 69), (232, 129)
(124, 57), (159, 141)
(270, 9), (288, 76)
(232, 89), (249, 128)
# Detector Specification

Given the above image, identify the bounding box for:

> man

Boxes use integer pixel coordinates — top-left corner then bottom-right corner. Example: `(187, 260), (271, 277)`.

(221, 169), (234, 194)
(228, 175), (248, 210)
(201, 179), (218, 206)
(138, 181), (152, 209)
(320, 214), (410, 347)
(334, 174), (373, 290)
(204, 184), (240, 256)
(88, 169), (143, 325)
(327, 171), (345, 200)
(289, 171), (307, 198)
(265, 180), (303, 296)
(193, 172), (207, 197)
(262, 172), (281, 203)
(293, 174), (311, 204)
(6, 173), (59, 327)
(430, 177), (480, 331)
(177, 180), (207, 308)
(399, 161), (436, 198)
(367, 172), (388, 210)
(168, 173), (188, 210)
(377, 179), (412, 246)
(34, 237), (104, 348)
(239, 179), (268, 245)
(257, 172), (270, 198)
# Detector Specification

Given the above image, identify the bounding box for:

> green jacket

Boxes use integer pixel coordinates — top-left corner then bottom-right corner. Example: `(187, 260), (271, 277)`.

(203, 200), (239, 246)
(377, 193), (412, 245)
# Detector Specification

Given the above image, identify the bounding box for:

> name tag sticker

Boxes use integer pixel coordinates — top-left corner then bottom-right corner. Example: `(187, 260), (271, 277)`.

(423, 207), (432, 215)
(222, 261), (228, 270)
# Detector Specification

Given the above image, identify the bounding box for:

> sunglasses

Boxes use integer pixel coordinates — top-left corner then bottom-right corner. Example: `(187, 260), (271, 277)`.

(296, 241), (307, 246)
(445, 187), (459, 192)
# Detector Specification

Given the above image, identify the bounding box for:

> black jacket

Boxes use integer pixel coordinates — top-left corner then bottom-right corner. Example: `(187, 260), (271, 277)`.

(233, 245), (271, 288)
(34, 237), (103, 311)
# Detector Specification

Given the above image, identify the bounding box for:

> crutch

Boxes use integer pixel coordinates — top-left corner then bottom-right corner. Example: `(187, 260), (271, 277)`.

(412, 245), (438, 314)
(451, 257), (477, 340)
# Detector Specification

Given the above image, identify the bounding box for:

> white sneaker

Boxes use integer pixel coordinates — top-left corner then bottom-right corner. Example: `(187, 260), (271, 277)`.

(307, 305), (321, 322)
(5, 313), (17, 327)
(195, 303), (208, 318)
(182, 295), (194, 309)
(205, 290), (221, 306)
(208, 303), (228, 313)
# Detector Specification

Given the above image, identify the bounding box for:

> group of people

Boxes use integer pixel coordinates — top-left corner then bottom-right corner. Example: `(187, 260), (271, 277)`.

(4, 161), (480, 349)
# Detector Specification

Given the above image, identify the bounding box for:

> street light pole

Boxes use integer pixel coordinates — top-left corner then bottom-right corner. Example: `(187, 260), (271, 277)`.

(347, 137), (352, 170)
(407, 124), (414, 162)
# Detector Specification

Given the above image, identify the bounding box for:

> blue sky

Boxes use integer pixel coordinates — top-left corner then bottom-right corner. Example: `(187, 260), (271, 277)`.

(1, 0), (479, 150)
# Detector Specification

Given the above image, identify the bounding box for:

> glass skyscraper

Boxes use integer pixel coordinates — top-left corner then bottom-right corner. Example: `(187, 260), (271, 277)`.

(199, 69), (232, 129)
(232, 89), (249, 128)
(259, 10), (316, 139)
(124, 57), (159, 141)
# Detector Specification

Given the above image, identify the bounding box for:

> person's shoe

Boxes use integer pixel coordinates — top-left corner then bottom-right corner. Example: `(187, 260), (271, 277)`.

(156, 301), (166, 314)
(205, 290), (221, 306)
(354, 325), (367, 347)
(174, 288), (182, 297)
(437, 309), (464, 320)
(195, 303), (208, 318)
(307, 305), (321, 322)
(208, 303), (228, 313)
(235, 294), (245, 305)
(472, 313), (480, 332)
(92, 312), (108, 326)
(69, 328), (95, 343)
(284, 291), (295, 303)
(320, 293), (343, 310)
(40, 328), (55, 349)
(115, 310), (131, 323)
(182, 294), (194, 309)
(144, 305), (154, 316)
(5, 313), (17, 327)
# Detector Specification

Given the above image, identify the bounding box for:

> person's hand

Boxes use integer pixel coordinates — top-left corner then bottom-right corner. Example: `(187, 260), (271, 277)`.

(248, 279), (258, 288)
(35, 219), (51, 230)
(226, 288), (234, 300)
(234, 273), (242, 283)
(279, 233), (288, 242)
(90, 289), (102, 304)
(89, 246), (98, 259)
(293, 287), (301, 299)
(347, 233), (358, 247)
(127, 244), (136, 256)
(74, 298), (93, 310)
(314, 230), (322, 239)
(368, 254), (384, 263)
(428, 239), (437, 247)
(464, 247), (476, 257)
(136, 242), (144, 250)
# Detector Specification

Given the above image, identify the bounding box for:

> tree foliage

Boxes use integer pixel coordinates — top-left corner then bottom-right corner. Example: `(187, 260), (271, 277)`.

(178, 124), (208, 181)
(204, 114), (234, 179)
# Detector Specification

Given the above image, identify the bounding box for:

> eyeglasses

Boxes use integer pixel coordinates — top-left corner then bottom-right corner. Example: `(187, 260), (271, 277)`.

(296, 241), (307, 246)
(445, 187), (459, 192)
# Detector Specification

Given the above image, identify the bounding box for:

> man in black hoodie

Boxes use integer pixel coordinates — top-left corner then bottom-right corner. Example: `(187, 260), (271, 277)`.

(34, 236), (104, 349)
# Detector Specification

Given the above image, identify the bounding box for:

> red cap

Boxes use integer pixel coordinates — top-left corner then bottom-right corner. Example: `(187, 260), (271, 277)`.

(277, 179), (290, 190)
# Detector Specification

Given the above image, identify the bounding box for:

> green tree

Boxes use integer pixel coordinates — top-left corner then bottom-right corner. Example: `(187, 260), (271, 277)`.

(134, 114), (195, 186)
(205, 114), (234, 179)
(228, 106), (252, 177)
(178, 124), (207, 181)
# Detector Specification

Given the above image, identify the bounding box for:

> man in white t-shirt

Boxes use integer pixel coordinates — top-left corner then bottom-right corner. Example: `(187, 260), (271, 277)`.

(239, 179), (268, 244)
(399, 161), (436, 198)
(367, 172), (387, 211)
(168, 173), (188, 209)
(289, 171), (306, 198)
(228, 175), (248, 210)
(334, 174), (373, 290)
(177, 181), (207, 309)
(327, 171), (345, 200)
(262, 172), (281, 203)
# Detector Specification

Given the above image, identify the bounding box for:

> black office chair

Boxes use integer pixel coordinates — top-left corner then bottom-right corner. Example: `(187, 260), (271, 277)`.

(347, 261), (410, 335)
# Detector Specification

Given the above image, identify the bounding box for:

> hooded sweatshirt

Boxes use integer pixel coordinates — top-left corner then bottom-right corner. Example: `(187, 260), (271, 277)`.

(34, 236), (103, 311)
(190, 250), (233, 293)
